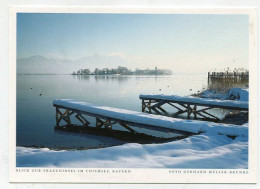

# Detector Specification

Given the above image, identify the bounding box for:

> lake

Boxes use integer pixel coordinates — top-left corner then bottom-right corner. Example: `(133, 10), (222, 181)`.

(17, 74), (209, 149)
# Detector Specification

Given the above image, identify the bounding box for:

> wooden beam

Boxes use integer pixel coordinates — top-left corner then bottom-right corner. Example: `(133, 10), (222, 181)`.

(157, 106), (167, 113)
(150, 100), (166, 109)
(195, 112), (208, 119)
(167, 102), (183, 111)
(172, 109), (188, 116)
(151, 107), (162, 114)
(64, 111), (75, 119)
(201, 110), (219, 120)
(119, 122), (136, 133)
(75, 115), (85, 125)
(77, 113), (90, 126)
(196, 107), (213, 113)
(96, 118), (104, 128)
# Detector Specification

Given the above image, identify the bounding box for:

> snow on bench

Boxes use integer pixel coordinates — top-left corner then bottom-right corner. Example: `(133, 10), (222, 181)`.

(139, 94), (248, 110)
(53, 99), (248, 137)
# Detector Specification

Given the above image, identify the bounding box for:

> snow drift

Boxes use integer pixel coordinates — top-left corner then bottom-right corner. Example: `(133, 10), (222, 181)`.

(16, 132), (248, 168)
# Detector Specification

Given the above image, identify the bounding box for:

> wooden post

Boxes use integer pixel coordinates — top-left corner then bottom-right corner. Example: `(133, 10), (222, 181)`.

(55, 107), (59, 127)
(193, 105), (197, 119)
(187, 104), (191, 118)
(148, 100), (151, 113)
(142, 99), (145, 112)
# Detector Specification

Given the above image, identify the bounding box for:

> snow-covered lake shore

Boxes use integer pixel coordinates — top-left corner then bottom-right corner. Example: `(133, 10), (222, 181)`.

(16, 87), (249, 168)
(16, 130), (248, 168)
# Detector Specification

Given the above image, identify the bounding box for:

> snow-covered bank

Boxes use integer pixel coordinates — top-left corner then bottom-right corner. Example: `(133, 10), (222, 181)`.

(16, 132), (248, 168)
(199, 87), (248, 101)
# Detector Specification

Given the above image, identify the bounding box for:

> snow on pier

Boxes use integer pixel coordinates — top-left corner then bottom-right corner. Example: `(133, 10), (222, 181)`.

(139, 94), (248, 109)
(53, 99), (248, 137)
(139, 94), (248, 120)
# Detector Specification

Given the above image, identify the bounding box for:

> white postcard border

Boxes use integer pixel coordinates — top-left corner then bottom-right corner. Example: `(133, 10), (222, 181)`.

(9, 7), (258, 183)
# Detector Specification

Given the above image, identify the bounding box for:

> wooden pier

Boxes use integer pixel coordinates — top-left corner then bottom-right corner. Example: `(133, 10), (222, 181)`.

(140, 95), (248, 120)
(53, 99), (248, 139)
(208, 71), (249, 80)
(53, 99), (195, 136)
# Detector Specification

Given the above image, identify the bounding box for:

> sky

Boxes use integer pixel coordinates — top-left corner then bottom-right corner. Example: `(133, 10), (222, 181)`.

(17, 13), (249, 73)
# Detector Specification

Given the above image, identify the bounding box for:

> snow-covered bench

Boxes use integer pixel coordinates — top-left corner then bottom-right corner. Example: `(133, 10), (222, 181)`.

(53, 99), (248, 137)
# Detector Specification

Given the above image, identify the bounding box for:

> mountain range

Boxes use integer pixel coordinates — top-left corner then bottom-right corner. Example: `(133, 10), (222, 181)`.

(17, 55), (131, 74)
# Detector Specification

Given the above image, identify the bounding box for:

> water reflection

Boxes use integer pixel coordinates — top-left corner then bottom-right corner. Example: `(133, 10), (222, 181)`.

(72, 75), (90, 81)
(94, 75), (129, 83)
(208, 77), (248, 91)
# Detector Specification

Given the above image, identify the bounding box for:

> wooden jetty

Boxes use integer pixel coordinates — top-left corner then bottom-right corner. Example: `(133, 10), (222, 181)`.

(53, 99), (194, 135)
(140, 94), (248, 120)
(53, 99), (248, 138)
(208, 71), (249, 80)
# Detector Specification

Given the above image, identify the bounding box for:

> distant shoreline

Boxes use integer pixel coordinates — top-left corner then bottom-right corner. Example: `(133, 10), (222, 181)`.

(16, 73), (173, 76)
(16, 73), (208, 76)
(71, 73), (172, 76)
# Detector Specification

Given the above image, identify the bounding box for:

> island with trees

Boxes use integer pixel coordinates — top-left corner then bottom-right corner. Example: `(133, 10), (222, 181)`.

(72, 66), (172, 75)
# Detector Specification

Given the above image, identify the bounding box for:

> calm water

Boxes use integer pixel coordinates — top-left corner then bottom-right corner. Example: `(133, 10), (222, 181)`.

(17, 74), (209, 149)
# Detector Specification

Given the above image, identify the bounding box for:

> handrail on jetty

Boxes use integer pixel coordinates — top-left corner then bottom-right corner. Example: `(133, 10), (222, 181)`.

(139, 94), (248, 120)
(53, 99), (248, 137)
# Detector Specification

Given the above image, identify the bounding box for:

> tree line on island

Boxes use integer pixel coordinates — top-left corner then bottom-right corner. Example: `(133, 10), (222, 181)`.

(72, 66), (172, 75)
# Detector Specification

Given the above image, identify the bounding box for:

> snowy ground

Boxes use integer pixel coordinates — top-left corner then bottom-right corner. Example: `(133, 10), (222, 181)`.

(198, 87), (248, 101)
(16, 87), (249, 168)
(16, 131), (248, 168)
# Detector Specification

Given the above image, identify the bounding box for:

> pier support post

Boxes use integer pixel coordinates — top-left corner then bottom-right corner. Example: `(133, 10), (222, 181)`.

(55, 107), (59, 127)
(148, 100), (151, 113)
(142, 99), (145, 112)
